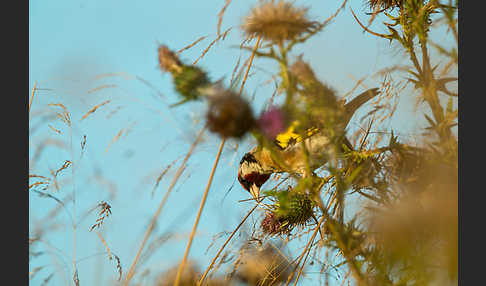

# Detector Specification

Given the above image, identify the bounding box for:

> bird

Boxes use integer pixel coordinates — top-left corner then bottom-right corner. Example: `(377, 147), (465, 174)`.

(237, 87), (380, 200)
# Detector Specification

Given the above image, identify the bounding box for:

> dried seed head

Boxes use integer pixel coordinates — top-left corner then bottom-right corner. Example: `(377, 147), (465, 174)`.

(242, 1), (318, 43)
(155, 261), (228, 286)
(367, 0), (403, 11)
(158, 45), (183, 74)
(206, 91), (255, 139)
(236, 244), (293, 286)
(290, 58), (316, 84)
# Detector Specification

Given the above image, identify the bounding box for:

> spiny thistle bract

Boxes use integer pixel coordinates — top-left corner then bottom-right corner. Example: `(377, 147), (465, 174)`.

(261, 190), (314, 235)
(158, 45), (210, 106)
(173, 65), (210, 104)
(367, 0), (404, 11)
(242, 0), (318, 43)
(206, 90), (256, 139)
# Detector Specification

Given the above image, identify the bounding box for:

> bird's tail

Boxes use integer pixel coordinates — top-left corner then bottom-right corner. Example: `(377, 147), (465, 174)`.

(343, 88), (380, 126)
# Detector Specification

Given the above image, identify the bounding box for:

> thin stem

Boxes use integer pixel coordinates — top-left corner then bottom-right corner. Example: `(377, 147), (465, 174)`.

(326, 219), (367, 286)
(29, 82), (37, 114)
(197, 202), (260, 286)
(187, 35), (261, 286)
(173, 138), (226, 286)
(122, 126), (206, 286)
(239, 35), (261, 96)
(284, 215), (325, 286)
(69, 123), (78, 286)
(350, 7), (391, 40)
(292, 233), (315, 286)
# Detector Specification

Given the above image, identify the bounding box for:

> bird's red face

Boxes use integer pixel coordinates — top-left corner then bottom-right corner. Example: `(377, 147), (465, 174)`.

(237, 171), (270, 200)
(238, 152), (271, 200)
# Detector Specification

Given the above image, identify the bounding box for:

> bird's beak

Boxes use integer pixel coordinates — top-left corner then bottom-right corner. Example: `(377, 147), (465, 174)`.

(249, 184), (261, 202)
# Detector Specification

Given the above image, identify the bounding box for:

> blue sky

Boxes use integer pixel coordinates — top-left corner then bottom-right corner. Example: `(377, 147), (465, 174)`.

(29, 1), (457, 285)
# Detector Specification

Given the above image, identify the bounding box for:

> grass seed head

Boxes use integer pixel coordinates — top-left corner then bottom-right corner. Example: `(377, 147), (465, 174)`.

(242, 0), (318, 43)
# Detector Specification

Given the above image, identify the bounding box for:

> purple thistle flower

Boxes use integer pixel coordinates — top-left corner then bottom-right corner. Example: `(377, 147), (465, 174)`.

(258, 107), (286, 139)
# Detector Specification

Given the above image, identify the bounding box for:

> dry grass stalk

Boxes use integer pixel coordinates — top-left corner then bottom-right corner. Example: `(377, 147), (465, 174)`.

(193, 28), (232, 65)
(80, 100), (111, 120)
(151, 158), (179, 197)
(48, 124), (62, 134)
(87, 84), (117, 94)
(177, 36), (208, 54)
(29, 82), (37, 114)
(173, 137), (226, 286)
(122, 126), (206, 286)
(96, 231), (123, 281)
(198, 203), (260, 285)
(177, 33), (261, 286)
(54, 160), (72, 177)
(350, 7), (390, 39)
(40, 273), (55, 286)
(105, 121), (137, 153)
(30, 266), (45, 280)
(217, 0), (232, 36)
(284, 215), (325, 286)
(239, 35), (261, 96)
(48, 103), (71, 127)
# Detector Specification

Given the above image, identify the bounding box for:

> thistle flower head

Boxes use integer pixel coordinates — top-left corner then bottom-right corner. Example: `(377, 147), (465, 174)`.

(206, 90), (255, 139)
(367, 0), (403, 11)
(173, 65), (210, 103)
(258, 106), (287, 140)
(261, 190), (314, 236)
(261, 211), (285, 235)
(158, 45), (183, 74)
(242, 1), (318, 43)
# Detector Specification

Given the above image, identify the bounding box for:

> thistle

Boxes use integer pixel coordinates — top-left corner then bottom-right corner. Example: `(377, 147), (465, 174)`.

(206, 90), (255, 139)
(257, 106), (288, 141)
(367, 0), (404, 11)
(261, 189), (314, 235)
(242, 0), (318, 44)
(158, 45), (210, 106)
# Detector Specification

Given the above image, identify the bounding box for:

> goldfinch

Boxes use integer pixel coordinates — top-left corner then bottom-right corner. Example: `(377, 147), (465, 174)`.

(238, 88), (380, 200)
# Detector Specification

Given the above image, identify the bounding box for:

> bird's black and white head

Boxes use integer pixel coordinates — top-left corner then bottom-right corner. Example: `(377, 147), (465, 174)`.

(237, 152), (272, 201)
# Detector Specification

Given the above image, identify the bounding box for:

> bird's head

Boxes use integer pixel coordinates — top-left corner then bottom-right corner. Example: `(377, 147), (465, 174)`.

(238, 152), (272, 201)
